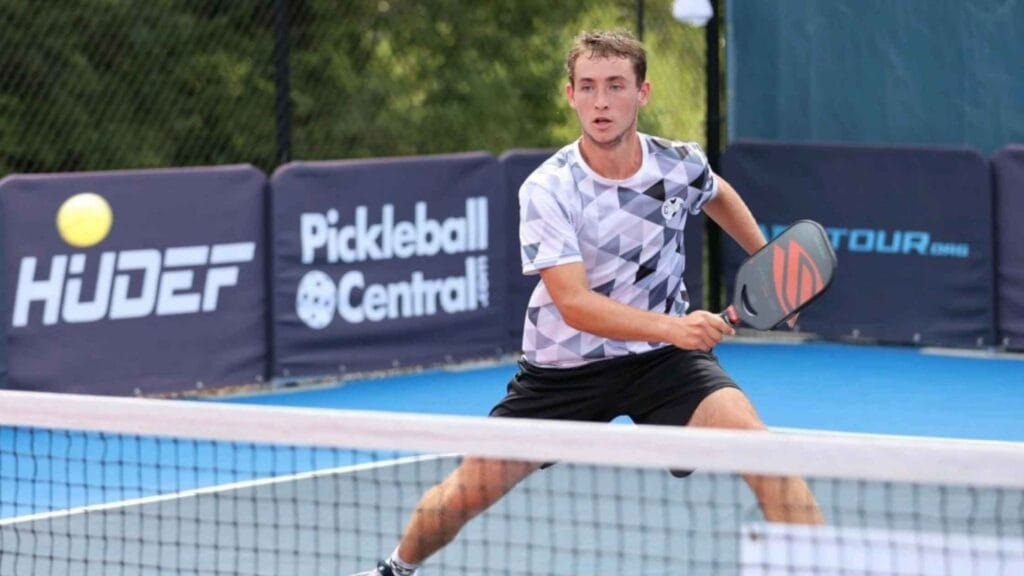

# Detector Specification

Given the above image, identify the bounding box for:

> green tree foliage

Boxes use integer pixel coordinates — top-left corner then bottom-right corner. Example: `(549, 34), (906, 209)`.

(288, 0), (583, 159)
(0, 0), (278, 173)
(0, 0), (708, 175)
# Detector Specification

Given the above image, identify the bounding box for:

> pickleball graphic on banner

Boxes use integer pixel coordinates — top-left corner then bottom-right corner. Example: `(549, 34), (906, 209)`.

(295, 270), (335, 330)
(55, 192), (114, 248)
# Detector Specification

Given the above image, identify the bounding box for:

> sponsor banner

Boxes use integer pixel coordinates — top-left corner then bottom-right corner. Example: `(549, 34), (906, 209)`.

(993, 144), (1024, 349)
(0, 205), (5, 388)
(499, 150), (552, 351)
(271, 153), (508, 379)
(499, 149), (705, 352)
(684, 206), (705, 314)
(721, 141), (995, 347)
(0, 165), (268, 395)
(741, 522), (1023, 576)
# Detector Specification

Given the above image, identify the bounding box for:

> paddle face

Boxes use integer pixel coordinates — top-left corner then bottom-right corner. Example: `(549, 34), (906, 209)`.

(724, 220), (837, 330)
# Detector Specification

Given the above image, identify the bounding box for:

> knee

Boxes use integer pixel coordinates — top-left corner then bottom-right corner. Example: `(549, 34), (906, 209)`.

(732, 415), (768, 432)
(441, 482), (497, 517)
(436, 463), (519, 518)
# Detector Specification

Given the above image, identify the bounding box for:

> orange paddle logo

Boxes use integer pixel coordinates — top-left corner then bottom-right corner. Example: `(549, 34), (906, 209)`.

(772, 241), (824, 314)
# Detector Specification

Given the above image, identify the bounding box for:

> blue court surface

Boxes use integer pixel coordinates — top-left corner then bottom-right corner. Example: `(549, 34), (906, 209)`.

(221, 340), (1024, 443)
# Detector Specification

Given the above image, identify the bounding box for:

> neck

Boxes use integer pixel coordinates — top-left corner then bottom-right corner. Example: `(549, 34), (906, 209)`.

(578, 130), (643, 180)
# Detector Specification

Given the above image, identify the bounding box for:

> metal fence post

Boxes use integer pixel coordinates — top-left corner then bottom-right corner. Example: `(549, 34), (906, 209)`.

(704, 0), (723, 312)
(274, 0), (293, 165)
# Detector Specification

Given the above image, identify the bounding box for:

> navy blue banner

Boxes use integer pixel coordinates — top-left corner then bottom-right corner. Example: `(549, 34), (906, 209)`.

(993, 144), (1024, 350)
(0, 165), (268, 395)
(0, 197), (6, 389)
(499, 150), (553, 350)
(683, 203), (705, 315)
(271, 153), (508, 380)
(721, 141), (994, 347)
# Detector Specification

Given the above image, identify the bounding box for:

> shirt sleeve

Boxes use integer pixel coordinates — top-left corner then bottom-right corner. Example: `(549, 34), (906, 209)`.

(683, 143), (719, 215)
(519, 179), (582, 276)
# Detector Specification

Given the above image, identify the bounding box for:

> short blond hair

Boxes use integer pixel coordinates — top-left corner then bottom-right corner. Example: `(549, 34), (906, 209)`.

(565, 29), (647, 87)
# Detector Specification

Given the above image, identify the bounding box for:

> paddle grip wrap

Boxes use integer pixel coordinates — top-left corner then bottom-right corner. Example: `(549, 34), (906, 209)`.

(721, 305), (739, 326)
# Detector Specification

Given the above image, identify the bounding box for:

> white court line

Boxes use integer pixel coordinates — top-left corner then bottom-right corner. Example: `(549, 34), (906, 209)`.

(0, 453), (453, 527)
(920, 346), (1024, 361)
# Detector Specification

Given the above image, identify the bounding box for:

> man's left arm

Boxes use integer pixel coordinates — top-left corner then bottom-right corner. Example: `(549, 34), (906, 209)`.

(702, 174), (766, 255)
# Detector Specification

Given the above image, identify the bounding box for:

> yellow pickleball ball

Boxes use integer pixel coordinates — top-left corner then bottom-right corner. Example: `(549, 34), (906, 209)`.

(56, 192), (113, 248)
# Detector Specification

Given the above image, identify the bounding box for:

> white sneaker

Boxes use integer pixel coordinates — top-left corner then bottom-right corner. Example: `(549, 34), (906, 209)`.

(351, 560), (419, 576)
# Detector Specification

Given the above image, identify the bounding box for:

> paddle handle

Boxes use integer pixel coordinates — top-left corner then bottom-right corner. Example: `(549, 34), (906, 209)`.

(721, 305), (739, 326)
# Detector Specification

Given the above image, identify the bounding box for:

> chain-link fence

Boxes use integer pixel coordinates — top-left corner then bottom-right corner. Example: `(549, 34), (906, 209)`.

(1, 0), (711, 177)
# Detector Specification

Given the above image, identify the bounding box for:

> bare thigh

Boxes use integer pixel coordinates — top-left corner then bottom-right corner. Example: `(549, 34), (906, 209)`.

(687, 387), (766, 431)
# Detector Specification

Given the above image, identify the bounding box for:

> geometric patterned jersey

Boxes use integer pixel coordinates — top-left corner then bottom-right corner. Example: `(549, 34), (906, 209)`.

(519, 133), (718, 367)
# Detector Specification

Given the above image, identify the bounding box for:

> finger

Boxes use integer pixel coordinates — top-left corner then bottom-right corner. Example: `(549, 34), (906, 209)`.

(689, 332), (709, 351)
(703, 330), (719, 350)
(702, 323), (721, 345)
(701, 310), (731, 336)
(708, 318), (731, 340)
(715, 315), (736, 336)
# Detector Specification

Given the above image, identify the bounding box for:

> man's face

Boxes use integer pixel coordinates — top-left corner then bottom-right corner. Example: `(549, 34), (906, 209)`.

(567, 54), (650, 148)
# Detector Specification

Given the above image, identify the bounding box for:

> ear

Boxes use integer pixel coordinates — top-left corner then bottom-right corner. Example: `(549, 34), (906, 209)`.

(637, 80), (651, 107)
(565, 82), (576, 109)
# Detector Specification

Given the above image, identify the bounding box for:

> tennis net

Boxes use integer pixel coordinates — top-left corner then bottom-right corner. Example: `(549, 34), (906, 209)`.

(1, 389), (1022, 575)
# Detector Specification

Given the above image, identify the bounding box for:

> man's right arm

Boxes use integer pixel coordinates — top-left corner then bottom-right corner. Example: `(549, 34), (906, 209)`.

(538, 262), (733, 352)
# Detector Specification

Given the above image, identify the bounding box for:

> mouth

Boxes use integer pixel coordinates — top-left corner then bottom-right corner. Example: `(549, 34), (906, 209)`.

(593, 117), (613, 129)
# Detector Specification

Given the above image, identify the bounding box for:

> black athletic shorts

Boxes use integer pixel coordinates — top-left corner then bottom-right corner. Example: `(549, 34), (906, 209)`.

(489, 345), (739, 477)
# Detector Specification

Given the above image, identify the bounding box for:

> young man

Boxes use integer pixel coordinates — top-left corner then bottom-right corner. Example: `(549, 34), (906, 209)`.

(356, 29), (822, 576)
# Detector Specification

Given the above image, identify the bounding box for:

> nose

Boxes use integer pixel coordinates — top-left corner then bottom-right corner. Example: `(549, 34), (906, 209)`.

(593, 88), (610, 109)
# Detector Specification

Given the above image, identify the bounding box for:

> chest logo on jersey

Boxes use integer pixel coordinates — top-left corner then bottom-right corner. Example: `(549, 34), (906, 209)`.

(661, 197), (684, 222)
